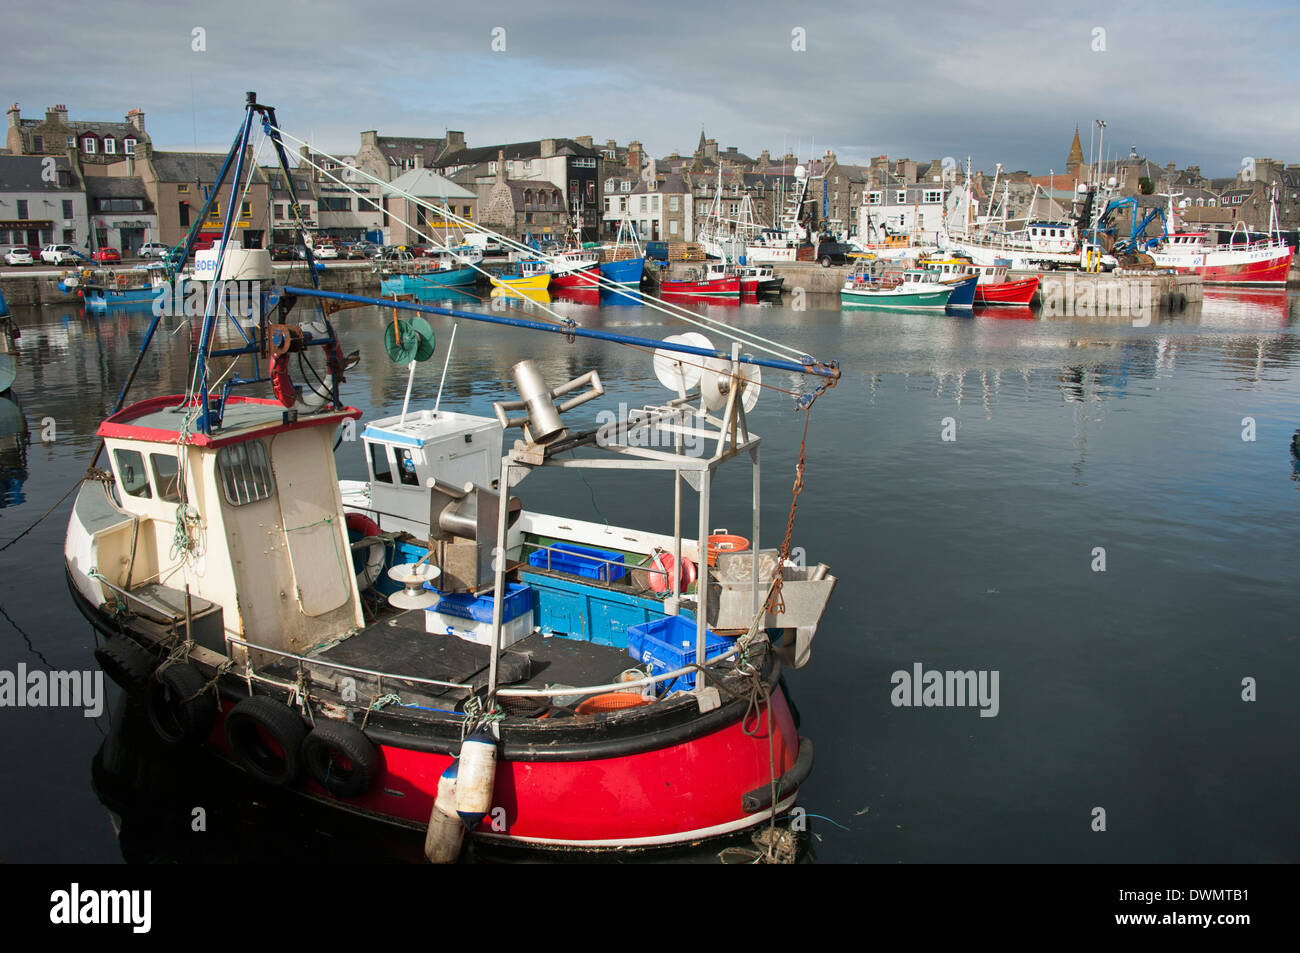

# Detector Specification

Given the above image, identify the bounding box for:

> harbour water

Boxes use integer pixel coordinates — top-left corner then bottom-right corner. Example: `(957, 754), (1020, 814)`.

(1, 287), (1298, 863)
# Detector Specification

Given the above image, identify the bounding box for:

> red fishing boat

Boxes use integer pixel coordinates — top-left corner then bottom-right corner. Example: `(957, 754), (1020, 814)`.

(974, 274), (1040, 306)
(659, 263), (741, 298)
(548, 249), (602, 290)
(66, 94), (840, 863)
(1150, 188), (1294, 286)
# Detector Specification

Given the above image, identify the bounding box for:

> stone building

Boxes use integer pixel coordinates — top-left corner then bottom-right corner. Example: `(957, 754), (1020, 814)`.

(354, 130), (466, 183)
(5, 103), (151, 167)
(437, 138), (600, 240)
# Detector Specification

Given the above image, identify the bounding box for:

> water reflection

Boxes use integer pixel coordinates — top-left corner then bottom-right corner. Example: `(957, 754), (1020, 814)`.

(0, 394), (29, 507)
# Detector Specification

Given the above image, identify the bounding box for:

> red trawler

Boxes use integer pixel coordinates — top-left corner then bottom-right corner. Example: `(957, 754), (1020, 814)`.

(659, 263), (741, 298)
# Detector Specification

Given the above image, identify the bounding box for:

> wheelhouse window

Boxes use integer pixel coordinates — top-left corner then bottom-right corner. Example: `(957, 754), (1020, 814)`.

(396, 448), (420, 486)
(369, 443), (393, 484)
(113, 449), (153, 499)
(217, 441), (275, 506)
(150, 453), (182, 503)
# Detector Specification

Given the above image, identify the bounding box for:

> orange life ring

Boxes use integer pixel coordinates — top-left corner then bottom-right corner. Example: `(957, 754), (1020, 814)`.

(647, 550), (696, 594)
(575, 692), (651, 715)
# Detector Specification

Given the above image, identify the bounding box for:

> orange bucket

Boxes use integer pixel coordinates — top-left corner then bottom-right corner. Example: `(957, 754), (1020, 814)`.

(707, 531), (750, 566)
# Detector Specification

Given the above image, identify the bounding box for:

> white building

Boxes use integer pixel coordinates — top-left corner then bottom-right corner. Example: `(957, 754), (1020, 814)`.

(0, 155), (88, 250)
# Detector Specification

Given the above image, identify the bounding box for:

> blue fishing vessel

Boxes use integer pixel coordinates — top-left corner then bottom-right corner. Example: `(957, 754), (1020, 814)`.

(942, 274), (979, 313)
(59, 266), (168, 313)
(380, 267), (477, 295)
(598, 255), (644, 287)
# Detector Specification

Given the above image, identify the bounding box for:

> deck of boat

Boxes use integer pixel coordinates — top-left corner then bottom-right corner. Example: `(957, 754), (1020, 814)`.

(263, 611), (639, 713)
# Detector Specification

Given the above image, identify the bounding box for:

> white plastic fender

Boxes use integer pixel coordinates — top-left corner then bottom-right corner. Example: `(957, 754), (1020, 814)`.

(454, 730), (497, 828)
(424, 762), (464, 864)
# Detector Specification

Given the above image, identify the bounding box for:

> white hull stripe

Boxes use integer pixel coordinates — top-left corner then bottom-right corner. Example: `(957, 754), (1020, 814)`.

(473, 792), (800, 849)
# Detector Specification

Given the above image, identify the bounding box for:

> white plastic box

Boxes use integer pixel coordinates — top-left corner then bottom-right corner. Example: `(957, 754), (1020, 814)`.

(425, 608), (536, 648)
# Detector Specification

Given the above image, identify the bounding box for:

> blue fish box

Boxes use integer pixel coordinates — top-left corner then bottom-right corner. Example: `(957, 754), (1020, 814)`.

(626, 616), (731, 693)
(432, 583), (533, 624)
(528, 543), (626, 581)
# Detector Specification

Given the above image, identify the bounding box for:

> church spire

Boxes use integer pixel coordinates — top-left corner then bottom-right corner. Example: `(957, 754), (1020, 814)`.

(1067, 126), (1083, 172)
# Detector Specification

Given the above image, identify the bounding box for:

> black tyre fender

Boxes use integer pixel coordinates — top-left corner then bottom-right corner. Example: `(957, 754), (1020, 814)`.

(302, 719), (381, 798)
(1176, 292), (1187, 311)
(225, 696), (308, 786)
(95, 635), (155, 696)
(147, 663), (217, 747)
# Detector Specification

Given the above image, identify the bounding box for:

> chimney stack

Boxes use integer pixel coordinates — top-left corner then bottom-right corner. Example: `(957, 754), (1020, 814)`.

(126, 108), (145, 134)
(495, 149), (506, 185)
(6, 103), (19, 130)
(540, 138), (556, 158)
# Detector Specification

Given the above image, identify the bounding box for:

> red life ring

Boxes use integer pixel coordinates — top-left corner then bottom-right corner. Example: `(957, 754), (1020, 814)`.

(647, 550), (696, 594)
(345, 511), (382, 538)
(270, 353), (296, 407)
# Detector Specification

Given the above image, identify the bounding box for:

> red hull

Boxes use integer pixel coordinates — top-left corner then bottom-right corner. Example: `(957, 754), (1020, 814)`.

(1199, 250), (1293, 285)
(550, 264), (601, 290)
(207, 686), (802, 849)
(660, 275), (741, 297)
(975, 275), (1039, 306)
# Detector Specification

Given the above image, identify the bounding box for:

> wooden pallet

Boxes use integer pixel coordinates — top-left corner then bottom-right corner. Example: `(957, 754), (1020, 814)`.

(668, 242), (705, 262)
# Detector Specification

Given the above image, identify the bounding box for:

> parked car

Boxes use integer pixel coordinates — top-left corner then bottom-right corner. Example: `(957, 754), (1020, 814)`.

(814, 237), (851, 267)
(347, 241), (379, 259)
(41, 244), (78, 265)
(93, 247), (122, 263)
(268, 244), (297, 261)
(139, 242), (171, 259)
(3, 246), (34, 266)
(315, 244), (339, 259)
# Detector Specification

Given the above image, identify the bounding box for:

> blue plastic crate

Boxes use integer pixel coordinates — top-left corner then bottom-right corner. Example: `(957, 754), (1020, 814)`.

(527, 543), (626, 582)
(626, 615), (732, 693)
(431, 583), (533, 624)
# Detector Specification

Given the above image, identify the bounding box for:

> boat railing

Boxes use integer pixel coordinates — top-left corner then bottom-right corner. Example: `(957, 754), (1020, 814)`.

(523, 539), (677, 584)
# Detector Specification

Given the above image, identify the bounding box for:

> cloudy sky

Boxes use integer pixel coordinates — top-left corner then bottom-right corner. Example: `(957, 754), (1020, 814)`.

(6, 0), (1298, 177)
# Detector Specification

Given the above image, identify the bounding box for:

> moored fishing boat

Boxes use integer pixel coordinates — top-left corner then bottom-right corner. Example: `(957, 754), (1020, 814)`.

(60, 264), (169, 312)
(548, 248), (602, 290)
(380, 249), (479, 295)
(1148, 228), (1293, 286)
(659, 262), (741, 298)
(841, 264), (953, 311)
(65, 95), (840, 861)
(490, 258), (552, 293)
(737, 263), (784, 297)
